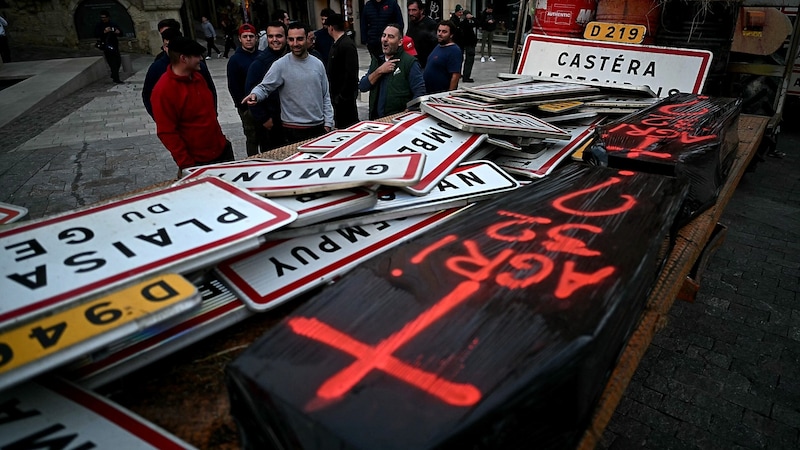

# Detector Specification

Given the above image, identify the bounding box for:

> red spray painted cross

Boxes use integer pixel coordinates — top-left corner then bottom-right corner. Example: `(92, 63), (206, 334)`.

(288, 174), (635, 409)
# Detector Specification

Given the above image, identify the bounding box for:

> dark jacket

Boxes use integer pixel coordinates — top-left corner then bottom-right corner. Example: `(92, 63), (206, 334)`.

(407, 15), (438, 68)
(362, 49), (424, 119)
(143, 52), (217, 118)
(244, 47), (284, 126)
(460, 16), (478, 48)
(327, 34), (359, 104)
(360, 0), (404, 47)
(227, 46), (261, 110)
(314, 27), (334, 68)
(479, 10), (497, 32)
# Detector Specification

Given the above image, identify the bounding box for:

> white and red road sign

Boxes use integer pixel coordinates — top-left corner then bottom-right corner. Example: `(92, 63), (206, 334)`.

(493, 119), (603, 178)
(216, 208), (467, 311)
(323, 114), (486, 196)
(345, 121), (395, 132)
(1, 377), (194, 449)
(0, 202), (28, 225)
(515, 34), (712, 97)
(297, 130), (381, 153)
(271, 188), (377, 228)
(267, 160), (520, 239)
(420, 103), (570, 140)
(0, 178), (296, 327)
(182, 154), (425, 196)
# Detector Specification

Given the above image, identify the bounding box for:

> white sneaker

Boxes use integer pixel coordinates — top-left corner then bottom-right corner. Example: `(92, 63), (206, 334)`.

(481, 56), (486, 63)
(205, 56), (210, 60)
(488, 56), (496, 62)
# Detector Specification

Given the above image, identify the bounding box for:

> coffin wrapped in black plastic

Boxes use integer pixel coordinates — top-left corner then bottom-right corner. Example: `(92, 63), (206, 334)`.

(226, 164), (688, 450)
(584, 93), (741, 225)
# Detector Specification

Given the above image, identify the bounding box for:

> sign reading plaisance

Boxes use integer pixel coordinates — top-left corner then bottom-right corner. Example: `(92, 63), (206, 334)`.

(421, 103), (570, 140)
(183, 154), (426, 196)
(0, 178), (296, 327)
(0, 274), (200, 390)
(515, 34), (712, 97)
(217, 208), (467, 311)
(1, 377), (194, 449)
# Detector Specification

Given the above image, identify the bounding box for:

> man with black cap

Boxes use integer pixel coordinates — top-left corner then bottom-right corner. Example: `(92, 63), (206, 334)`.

(326, 13), (359, 128)
(142, 25), (217, 119)
(227, 23), (262, 156)
(152, 37), (234, 174)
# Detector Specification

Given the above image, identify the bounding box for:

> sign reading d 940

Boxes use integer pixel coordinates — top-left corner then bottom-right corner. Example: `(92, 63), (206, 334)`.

(0, 178), (297, 327)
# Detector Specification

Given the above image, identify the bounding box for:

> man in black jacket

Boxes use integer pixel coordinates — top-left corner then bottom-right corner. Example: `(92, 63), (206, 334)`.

(459, 10), (478, 82)
(406, 0), (437, 68)
(94, 10), (123, 83)
(325, 14), (359, 128)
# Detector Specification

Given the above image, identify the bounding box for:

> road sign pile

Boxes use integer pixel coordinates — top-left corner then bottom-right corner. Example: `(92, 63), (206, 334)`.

(1, 73), (720, 447)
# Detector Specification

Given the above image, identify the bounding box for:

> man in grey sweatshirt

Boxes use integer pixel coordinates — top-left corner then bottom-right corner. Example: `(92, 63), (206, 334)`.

(244, 22), (333, 145)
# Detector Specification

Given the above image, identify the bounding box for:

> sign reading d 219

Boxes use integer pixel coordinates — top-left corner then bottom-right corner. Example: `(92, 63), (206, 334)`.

(515, 34), (712, 97)
(0, 178), (297, 327)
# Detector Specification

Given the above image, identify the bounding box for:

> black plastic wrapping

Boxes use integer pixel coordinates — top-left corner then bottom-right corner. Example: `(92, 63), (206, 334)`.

(584, 93), (741, 225)
(226, 164), (689, 450)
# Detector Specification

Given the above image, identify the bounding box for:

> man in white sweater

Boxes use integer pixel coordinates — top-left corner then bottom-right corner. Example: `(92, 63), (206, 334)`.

(244, 22), (333, 145)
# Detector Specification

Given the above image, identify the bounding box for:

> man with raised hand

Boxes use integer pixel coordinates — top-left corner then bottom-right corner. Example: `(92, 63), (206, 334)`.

(359, 24), (425, 120)
(244, 23), (333, 145)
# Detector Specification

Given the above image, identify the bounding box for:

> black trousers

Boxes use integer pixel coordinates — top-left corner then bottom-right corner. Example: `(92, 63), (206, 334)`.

(0, 35), (10, 62)
(104, 49), (121, 81)
(283, 124), (327, 146)
(206, 37), (220, 56)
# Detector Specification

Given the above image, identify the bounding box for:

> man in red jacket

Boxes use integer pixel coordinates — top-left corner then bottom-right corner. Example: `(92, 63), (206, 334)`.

(152, 37), (233, 175)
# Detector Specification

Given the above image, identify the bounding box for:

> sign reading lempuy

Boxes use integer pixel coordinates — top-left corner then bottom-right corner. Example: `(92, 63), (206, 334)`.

(216, 208), (467, 311)
(515, 34), (713, 97)
(182, 154), (425, 197)
(0, 178), (296, 327)
(420, 103), (570, 140)
(1, 377), (194, 449)
(323, 114), (486, 196)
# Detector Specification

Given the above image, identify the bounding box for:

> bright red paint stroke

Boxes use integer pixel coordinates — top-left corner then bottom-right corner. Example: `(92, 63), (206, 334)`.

(289, 280), (483, 406)
(552, 177), (636, 217)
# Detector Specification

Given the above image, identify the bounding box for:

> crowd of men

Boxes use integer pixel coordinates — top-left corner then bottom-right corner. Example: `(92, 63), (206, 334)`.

(141, 2), (500, 173)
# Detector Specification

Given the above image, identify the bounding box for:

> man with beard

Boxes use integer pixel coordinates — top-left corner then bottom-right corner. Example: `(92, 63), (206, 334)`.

(325, 13), (359, 128)
(245, 21), (288, 151)
(245, 23), (333, 145)
(359, 24), (425, 119)
(227, 23), (261, 156)
(152, 37), (233, 173)
(406, 0), (437, 68)
(424, 20), (461, 93)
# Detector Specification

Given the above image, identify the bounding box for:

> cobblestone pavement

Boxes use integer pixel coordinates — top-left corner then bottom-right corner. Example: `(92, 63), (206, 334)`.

(1, 44), (798, 449)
